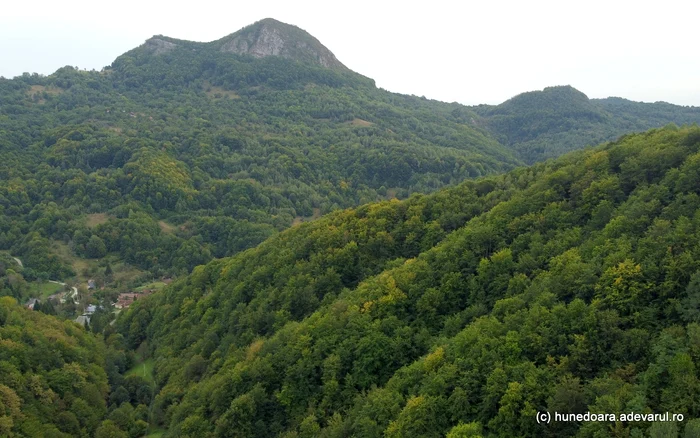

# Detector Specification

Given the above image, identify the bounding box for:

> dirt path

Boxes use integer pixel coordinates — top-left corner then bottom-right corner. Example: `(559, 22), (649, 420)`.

(48, 280), (78, 303)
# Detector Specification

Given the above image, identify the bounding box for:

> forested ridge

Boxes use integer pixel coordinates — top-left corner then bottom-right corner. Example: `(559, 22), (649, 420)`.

(2, 17), (700, 437)
(2, 19), (698, 292)
(117, 125), (700, 437)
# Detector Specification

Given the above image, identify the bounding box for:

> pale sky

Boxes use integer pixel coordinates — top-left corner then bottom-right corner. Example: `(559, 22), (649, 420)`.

(1, 0), (698, 106)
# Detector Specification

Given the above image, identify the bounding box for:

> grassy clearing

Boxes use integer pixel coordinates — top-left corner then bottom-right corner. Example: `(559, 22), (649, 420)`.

(203, 82), (240, 99)
(125, 358), (155, 384)
(27, 281), (64, 299)
(51, 241), (94, 283)
(291, 207), (323, 226)
(112, 262), (145, 284)
(348, 118), (373, 127)
(136, 281), (166, 291)
(26, 85), (64, 103)
(86, 213), (109, 228)
(51, 241), (144, 284)
(158, 220), (176, 234)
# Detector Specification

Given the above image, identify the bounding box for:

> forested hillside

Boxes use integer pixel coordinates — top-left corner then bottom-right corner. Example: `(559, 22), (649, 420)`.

(475, 85), (700, 163)
(119, 125), (700, 437)
(0, 19), (520, 292)
(0, 294), (156, 437)
(0, 297), (107, 436)
(3, 19), (700, 436)
(2, 19), (698, 294)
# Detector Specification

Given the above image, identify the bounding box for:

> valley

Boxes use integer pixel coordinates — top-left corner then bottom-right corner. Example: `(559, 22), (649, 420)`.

(1, 17), (699, 438)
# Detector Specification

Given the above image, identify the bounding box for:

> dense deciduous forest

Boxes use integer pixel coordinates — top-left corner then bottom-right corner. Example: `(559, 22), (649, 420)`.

(473, 85), (700, 163)
(0, 296), (137, 436)
(2, 18), (700, 437)
(117, 126), (700, 437)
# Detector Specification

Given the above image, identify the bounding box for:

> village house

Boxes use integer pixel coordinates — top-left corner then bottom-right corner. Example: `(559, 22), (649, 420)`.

(114, 288), (156, 309)
(115, 293), (139, 309)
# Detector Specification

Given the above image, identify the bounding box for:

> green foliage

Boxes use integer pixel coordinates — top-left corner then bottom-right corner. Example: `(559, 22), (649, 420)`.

(0, 42), (523, 281)
(2, 25), (700, 437)
(0, 296), (110, 435)
(96, 420), (129, 438)
(1, 34), (697, 285)
(117, 126), (700, 437)
(86, 235), (107, 258)
(475, 85), (700, 163)
(446, 422), (483, 438)
(0, 254), (30, 299)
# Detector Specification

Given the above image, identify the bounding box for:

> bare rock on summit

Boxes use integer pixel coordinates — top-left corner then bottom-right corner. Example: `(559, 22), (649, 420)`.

(144, 38), (178, 55)
(131, 18), (356, 75)
(217, 18), (346, 70)
(221, 25), (285, 58)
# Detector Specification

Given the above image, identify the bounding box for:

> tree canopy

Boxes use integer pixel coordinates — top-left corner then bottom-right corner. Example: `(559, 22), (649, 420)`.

(117, 126), (700, 437)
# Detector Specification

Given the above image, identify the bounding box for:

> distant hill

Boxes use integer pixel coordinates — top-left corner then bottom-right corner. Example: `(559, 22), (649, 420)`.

(475, 85), (700, 163)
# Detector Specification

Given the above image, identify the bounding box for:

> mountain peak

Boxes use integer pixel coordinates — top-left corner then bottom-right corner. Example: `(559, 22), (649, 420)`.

(215, 18), (346, 70)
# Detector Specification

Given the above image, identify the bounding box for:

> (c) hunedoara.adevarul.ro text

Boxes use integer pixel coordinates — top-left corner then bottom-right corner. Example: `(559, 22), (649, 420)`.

(536, 411), (685, 424)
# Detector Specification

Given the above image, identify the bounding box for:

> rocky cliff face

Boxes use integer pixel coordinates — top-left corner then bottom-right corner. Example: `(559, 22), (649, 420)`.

(217, 18), (346, 70)
(135, 18), (348, 72)
(144, 37), (178, 55)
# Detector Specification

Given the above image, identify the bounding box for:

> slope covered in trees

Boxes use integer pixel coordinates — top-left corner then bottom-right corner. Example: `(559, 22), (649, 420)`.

(0, 297), (109, 436)
(2, 19), (699, 295)
(0, 24), (518, 286)
(118, 125), (700, 437)
(3, 17), (700, 438)
(0, 294), (158, 437)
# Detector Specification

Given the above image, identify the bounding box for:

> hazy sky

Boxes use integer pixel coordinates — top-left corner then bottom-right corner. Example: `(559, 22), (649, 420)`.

(2, 0), (698, 106)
